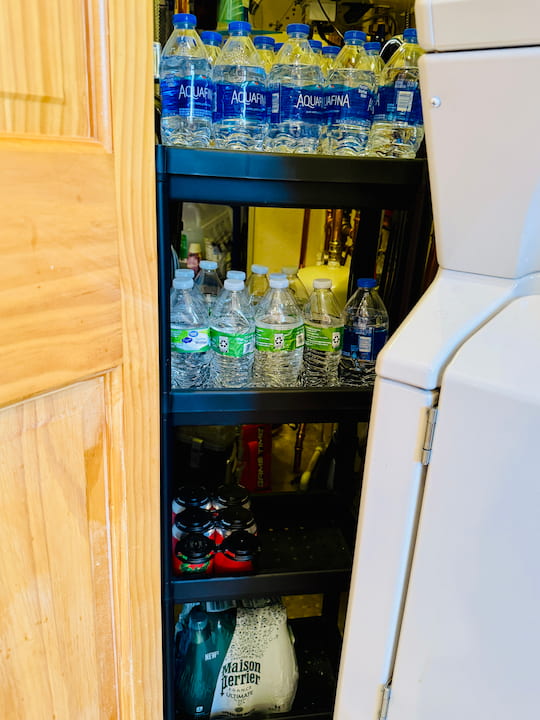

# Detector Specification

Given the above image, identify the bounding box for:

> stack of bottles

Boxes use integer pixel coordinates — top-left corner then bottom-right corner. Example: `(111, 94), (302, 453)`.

(160, 14), (425, 158)
(170, 263), (390, 390)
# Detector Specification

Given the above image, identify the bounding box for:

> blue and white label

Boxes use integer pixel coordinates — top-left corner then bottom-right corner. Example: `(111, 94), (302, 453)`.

(177, 76), (213, 118)
(214, 82), (267, 122)
(325, 84), (374, 124)
(373, 79), (423, 125)
(160, 76), (182, 117)
(342, 326), (388, 362)
(270, 85), (325, 124)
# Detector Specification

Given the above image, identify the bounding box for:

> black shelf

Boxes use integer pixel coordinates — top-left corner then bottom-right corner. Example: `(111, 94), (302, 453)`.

(156, 145), (425, 209)
(168, 386), (373, 425)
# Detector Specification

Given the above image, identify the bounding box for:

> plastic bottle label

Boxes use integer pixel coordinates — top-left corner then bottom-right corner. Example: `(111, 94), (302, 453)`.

(177, 76), (214, 118)
(373, 80), (423, 124)
(270, 86), (324, 124)
(214, 82), (267, 122)
(342, 326), (388, 361)
(210, 330), (255, 357)
(255, 324), (305, 352)
(171, 328), (210, 353)
(325, 85), (374, 124)
(304, 324), (343, 352)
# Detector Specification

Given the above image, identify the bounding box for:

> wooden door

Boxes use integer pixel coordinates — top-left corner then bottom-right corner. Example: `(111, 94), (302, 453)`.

(0, 1), (161, 719)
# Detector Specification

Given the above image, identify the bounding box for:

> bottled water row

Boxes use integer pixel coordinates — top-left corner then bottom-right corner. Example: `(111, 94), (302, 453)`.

(170, 262), (389, 390)
(160, 14), (424, 158)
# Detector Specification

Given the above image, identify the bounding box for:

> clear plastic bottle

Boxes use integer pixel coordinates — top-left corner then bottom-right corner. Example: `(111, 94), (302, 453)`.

(367, 28), (425, 158)
(174, 268), (206, 313)
(246, 264), (269, 306)
(309, 39), (324, 68)
(325, 30), (376, 156)
(159, 13), (213, 147)
(281, 266), (309, 309)
(253, 35), (276, 73)
(302, 278), (344, 387)
(339, 278), (389, 388)
(364, 41), (384, 84)
(210, 278), (255, 387)
(273, 42), (283, 58)
(170, 277), (211, 389)
(321, 45), (340, 78)
(253, 276), (305, 387)
(200, 30), (223, 66)
(194, 259), (223, 314)
(213, 21), (267, 151)
(265, 24), (325, 154)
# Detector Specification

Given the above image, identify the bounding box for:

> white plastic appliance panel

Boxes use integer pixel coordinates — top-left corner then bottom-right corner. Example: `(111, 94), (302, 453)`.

(334, 379), (437, 720)
(385, 295), (540, 720)
(420, 48), (540, 279)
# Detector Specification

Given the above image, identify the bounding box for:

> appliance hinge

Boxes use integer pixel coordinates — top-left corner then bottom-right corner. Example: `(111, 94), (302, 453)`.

(421, 405), (439, 466)
(378, 683), (392, 720)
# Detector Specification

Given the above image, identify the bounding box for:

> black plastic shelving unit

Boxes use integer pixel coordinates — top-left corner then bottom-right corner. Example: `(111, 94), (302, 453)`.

(156, 146), (431, 720)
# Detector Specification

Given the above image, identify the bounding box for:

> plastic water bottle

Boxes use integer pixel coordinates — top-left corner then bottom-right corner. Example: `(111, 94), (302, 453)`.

(325, 30), (376, 156)
(194, 259), (223, 313)
(200, 30), (222, 66)
(210, 278), (255, 387)
(170, 277), (211, 389)
(321, 45), (340, 78)
(368, 28), (425, 158)
(254, 35), (276, 73)
(339, 278), (389, 387)
(173, 268), (207, 313)
(281, 266), (309, 309)
(246, 264), (269, 306)
(364, 41), (384, 84)
(253, 276), (305, 387)
(309, 39), (324, 68)
(159, 14), (213, 147)
(265, 24), (325, 154)
(213, 21), (267, 151)
(273, 43), (283, 58)
(302, 278), (344, 387)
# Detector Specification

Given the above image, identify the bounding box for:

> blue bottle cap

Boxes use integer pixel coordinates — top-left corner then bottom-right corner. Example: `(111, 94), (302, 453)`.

(229, 20), (251, 34)
(403, 28), (418, 42)
(274, 43), (283, 53)
(201, 30), (222, 46)
(309, 39), (323, 50)
(287, 23), (310, 36)
(322, 45), (340, 56)
(344, 30), (367, 43)
(254, 35), (275, 48)
(364, 41), (381, 52)
(173, 13), (197, 27)
(357, 277), (377, 288)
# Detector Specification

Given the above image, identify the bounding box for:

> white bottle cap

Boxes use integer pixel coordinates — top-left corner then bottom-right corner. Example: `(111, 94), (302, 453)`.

(200, 260), (218, 270)
(269, 272), (286, 281)
(176, 268), (195, 278)
(173, 278), (194, 290)
(224, 278), (244, 291)
(282, 266), (299, 275)
(251, 264), (268, 275)
(269, 277), (289, 289)
(313, 278), (332, 289)
(227, 270), (246, 280)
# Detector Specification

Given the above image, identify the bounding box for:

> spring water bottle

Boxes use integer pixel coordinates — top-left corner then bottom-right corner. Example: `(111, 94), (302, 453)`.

(246, 264), (269, 306)
(281, 266), (309, 310)
(302, 278), (344, 387)
(170, 277), (211, 389)
(253, 276), (305, 387)
(253, 36), (275, 73)
(325, 31), (375, 156)
(364, 41), (384, 84)
(194, 260), (223, 314)
(339, 278), (389, 387)
(321, 45), (340, 78)
(174, 268), (206, 314)
(265, 24), (325, 154)
(213, 21), (267, 151)
(368, 28), (425, 158)
(200, 30), (223, 66)
(210, 278), (255, 387)
(159, 14), (213, 147)
(309, 39), (324, 68)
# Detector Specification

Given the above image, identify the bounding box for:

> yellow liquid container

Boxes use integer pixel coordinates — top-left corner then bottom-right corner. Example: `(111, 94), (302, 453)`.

(298, 262), (350, 311)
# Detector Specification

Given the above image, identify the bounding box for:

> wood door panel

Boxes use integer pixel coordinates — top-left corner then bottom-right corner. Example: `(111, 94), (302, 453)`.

(0, 377), (119, 719)
(0, 141), (121, 408)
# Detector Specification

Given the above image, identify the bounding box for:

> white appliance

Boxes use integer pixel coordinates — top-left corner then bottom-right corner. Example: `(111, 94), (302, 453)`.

(335, 2), (540, 719)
